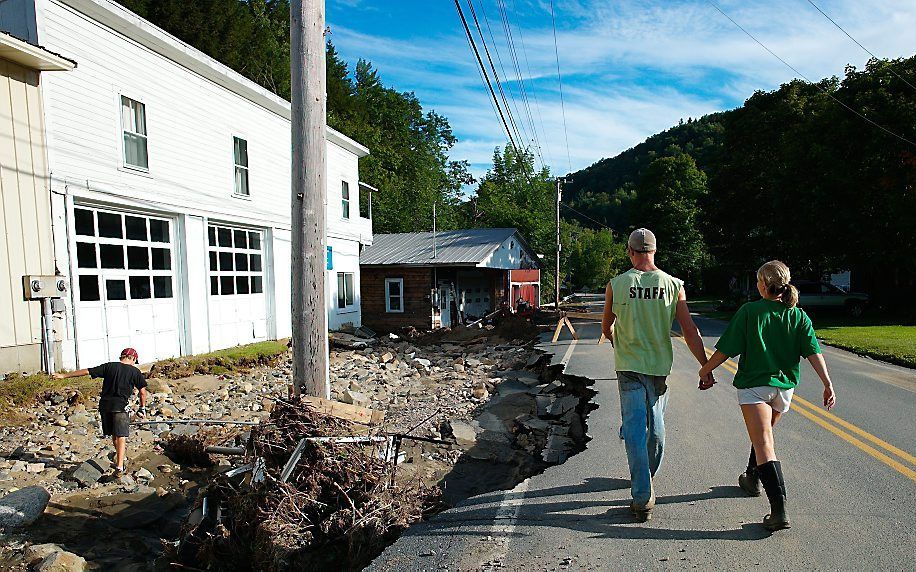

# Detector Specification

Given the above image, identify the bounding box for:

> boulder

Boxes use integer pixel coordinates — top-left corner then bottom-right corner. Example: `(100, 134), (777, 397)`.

(341, 390), (368, 407)
(450, 421), (479, 446)
(70, 461), (103, 487)
(25, 543), (62, 564)
(135, 468), (154, 483)
(34, 550), (87, 572)
(0, 485), (50, 529)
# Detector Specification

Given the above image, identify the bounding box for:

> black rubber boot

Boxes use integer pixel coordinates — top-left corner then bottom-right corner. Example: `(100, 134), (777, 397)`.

(758, 460), (790, 531)
(739, 446), (762, 496)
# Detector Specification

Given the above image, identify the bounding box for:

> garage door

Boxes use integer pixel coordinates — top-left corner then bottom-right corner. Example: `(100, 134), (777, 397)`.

(72, 206), (181, 367)
(207, 223), (268, 349)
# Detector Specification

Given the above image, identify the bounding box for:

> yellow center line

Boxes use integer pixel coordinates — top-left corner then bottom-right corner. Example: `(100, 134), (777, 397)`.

(676, 336), (916, 480)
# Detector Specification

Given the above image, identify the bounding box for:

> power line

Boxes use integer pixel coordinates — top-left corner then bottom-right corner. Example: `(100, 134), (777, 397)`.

(805, 0), (916, 93)
(453, 0), (519, 152)
(709, 2), (916, 148)
(561, 202), (620, 235)
(467, 0), (522, 150)
(511, 0), (554, 171)
(549, 0), (573, 172)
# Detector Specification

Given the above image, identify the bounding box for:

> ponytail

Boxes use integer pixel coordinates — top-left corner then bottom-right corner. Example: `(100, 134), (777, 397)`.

(757, 260), (798, 308)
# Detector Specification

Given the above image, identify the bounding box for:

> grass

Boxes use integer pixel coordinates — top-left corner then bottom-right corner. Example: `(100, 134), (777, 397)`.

(149, 339), (289, 379)
(0, 372), (99, 426)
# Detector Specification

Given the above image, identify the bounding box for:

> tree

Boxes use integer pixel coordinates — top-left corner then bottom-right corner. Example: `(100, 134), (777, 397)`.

(632, 155), (708, 281)
(561, 221), (627, 291)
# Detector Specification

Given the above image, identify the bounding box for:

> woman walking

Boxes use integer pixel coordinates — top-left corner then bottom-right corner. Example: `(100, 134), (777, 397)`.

(699, 261), (837, 531)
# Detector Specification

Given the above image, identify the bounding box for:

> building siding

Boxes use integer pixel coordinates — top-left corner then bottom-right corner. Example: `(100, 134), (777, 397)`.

(361, 268), (432, 332)
(0, 58), (54, 371)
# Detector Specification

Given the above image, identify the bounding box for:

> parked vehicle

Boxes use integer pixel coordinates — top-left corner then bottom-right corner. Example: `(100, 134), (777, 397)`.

(795, 280), (869, 317)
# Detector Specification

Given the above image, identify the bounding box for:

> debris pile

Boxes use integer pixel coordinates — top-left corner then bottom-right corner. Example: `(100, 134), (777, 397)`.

(177, 398), (442, 571)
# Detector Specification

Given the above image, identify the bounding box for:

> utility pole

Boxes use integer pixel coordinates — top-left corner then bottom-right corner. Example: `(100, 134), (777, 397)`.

(290, 0), (328, 397)
(555, 176), (571, 308)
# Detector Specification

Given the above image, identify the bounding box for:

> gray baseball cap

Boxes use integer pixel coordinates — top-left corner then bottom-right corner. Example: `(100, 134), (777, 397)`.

(628, 228), (657, 252)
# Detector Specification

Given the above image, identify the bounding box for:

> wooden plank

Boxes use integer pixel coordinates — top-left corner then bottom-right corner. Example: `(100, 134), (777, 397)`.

(302, 395), (385, 426)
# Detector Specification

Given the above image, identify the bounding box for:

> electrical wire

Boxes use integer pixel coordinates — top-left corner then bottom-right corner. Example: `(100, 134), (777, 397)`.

(561, 202), (620, 235)
(805, 0), (916, 93)
(549, 0), (573, 172)
(709, 1), (916, 148)
(453, 0), (519, 152)
(511, 0), (554, 171)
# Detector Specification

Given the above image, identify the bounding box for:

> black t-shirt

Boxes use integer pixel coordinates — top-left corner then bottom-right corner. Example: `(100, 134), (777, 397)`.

(88, 362), (147, 412)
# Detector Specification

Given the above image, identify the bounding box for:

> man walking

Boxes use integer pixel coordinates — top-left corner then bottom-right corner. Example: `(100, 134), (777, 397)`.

(54, 348), (147, 474)
(601, 229), (713, 520)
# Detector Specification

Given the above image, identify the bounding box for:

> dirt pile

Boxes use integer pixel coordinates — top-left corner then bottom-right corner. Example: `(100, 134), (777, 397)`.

(175, 398), (442, 571)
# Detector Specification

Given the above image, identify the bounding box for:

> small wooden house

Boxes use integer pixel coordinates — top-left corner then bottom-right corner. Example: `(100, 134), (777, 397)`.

(359, 228), (542, 332)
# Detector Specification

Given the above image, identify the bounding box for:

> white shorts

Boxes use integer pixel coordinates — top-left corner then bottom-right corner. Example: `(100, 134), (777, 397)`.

(737, 386), (794, 413)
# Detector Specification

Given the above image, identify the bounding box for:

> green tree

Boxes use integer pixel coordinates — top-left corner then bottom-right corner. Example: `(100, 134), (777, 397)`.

(561, 221), (627, 291)
(633, 154), (708, 281)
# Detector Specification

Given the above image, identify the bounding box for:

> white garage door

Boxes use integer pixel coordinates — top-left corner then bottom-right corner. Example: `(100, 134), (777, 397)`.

(72, 206), (181, 367)
(207, 224), (268, 350)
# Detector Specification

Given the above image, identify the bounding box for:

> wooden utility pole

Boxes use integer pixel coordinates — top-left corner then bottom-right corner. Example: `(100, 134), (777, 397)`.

(290, 0), (328, 397)
(554, 177), (562, 308)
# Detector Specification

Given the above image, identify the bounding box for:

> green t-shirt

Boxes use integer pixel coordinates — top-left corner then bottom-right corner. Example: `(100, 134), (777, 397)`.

(715, 299), (821, 390)
(610, 268), (683, 376)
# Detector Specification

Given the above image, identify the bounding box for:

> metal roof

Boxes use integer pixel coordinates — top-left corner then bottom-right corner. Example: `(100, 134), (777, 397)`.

(360, 228), (522, 266)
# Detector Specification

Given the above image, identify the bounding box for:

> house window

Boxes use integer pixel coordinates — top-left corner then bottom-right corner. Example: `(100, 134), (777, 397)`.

(233, 137), (249, 196)
(341, 181), (350, 219)
(208, 224), (263, 295)
(385, 278), (404, 313)
(337, 272), (355, 310)
(120, 96), (148, 170)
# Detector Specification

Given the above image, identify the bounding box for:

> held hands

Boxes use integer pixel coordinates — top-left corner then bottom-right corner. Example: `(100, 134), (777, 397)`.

(698, 372), (716, 390)
(823, 384), (837, 411)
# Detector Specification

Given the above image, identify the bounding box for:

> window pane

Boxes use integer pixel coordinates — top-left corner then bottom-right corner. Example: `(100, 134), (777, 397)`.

(235, 167), (249, 196)
(388, 281), (401, 296)
(125, 216), (147, 240)
(149, 219), (169, 242)
(76, 242), (97, 268)
(337, 274), (346, 308)
(79, 275), (100, 301)
(345, 274), (354, 306)
(250, 254), (262, 272)
(106, 279), (127, 300)
(129, 276), (151, 299)
(75, 209), (94, 236)
(234, 137), (248, 167)
(99, 244), (125, 269)
(234, 230), (248, 249)
(235, 252), (249, 271)
(251, 276), (263, 293)
(133, 100), (146, 135)
(97, 212), (122, 238)
(341, 181), (349, 199)
(124, 132), (148, 169)
(209, 251), (218, 271)
(236, 276), (250, 294)
(127, 246), (149, 269)
(121, 96), (132, 130)
(210, 276), (219, 295)
(153, 276), (173, 298)
(389, 297), (401, 311)
(208, 226), (216, 246)
(219, 252), (233, 271)
(218, 227), (232, 247)
(220, 276), (235, 295)
(342, 199), (350, 219)
(249, 232), (260, 250)
(151, 248), (171, 270)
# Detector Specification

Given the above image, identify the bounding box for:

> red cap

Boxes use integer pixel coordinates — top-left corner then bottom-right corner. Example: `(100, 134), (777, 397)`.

(120, 347), (139, 362)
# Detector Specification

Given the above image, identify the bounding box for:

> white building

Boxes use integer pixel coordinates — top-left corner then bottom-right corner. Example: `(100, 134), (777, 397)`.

(0, 0), (373, 370)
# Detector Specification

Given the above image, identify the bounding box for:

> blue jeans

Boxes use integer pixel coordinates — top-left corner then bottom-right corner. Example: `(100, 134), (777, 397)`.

(617, 371), (670, 504)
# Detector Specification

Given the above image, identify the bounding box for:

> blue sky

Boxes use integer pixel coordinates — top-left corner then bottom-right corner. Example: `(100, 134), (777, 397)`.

(326, 1), (916, 181)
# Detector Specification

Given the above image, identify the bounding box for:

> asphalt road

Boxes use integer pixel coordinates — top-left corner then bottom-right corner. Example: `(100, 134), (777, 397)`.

(369, 315), (916, 571)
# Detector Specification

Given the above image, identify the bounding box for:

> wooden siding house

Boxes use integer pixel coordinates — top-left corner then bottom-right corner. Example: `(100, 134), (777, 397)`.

(359, 229), (543, 332)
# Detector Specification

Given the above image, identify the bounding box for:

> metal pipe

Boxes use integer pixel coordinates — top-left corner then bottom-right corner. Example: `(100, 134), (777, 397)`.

(205, 446), (246, 455)
(131, 419), (262, 426)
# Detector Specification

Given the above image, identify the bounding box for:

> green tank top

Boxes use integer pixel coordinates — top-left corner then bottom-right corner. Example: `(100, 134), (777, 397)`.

(610, 268), (683, 376)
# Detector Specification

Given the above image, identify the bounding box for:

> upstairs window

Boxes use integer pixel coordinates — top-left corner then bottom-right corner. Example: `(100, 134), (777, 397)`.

(341, 181), (350, 219)
(234, 137), (250, 196)
(120, 96), (148, 170)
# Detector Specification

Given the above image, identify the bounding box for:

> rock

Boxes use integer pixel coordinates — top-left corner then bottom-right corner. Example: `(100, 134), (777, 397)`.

(476, 412), (507, 433)
(146, 378), (172, 394)
(454, 363), (465, 373)
(472, 386), (489, 400)
(380, 352), (394, 363)
(450, 421), (479, 446)
(341, 390), (368, 407)
(70, 461), (103, 487)
(170, 424), (199, 437)
(414, 358), (432, 368)
(135, 468), (154, 483)
(35, 550), (87, 572)
(25, 543), (62, 564)
(0, 485), (50, 529)
(26, 462), (46, 473)
(242, 383), (253, 394)
(68, 411), (91, 425)
(0, 471), (12, 482)
(159, 406), (175, 418)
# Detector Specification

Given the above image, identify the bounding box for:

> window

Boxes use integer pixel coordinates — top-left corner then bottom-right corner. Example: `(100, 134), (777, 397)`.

(337, 273), (355, 310)
(121, 96), (148, 170)
(208, 223), (264, 296)
(341, 181), (350, 219)
(359, 185), (371, 219)
(233, 137), (249, 196)
(385, 278), (404, 313)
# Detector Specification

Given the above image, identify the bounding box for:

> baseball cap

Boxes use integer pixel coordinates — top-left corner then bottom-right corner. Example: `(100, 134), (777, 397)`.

(628, 228), (657, 252)
(120, 347), (139, 362)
